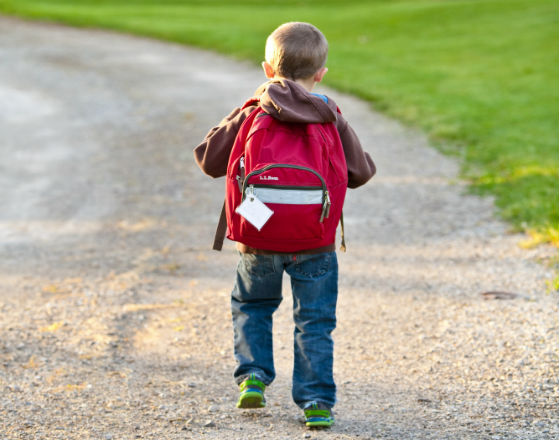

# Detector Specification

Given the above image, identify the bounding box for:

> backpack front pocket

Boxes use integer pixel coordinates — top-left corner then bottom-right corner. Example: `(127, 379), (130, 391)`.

(239, 192), (325, 241)
(236, 164), (332, 248)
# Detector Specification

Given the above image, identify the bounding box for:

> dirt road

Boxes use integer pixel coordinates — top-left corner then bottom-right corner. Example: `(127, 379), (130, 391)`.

(0, 17), (557, 440)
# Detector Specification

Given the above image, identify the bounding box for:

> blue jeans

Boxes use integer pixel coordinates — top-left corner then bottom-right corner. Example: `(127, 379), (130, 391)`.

(231, 252), (338, 409)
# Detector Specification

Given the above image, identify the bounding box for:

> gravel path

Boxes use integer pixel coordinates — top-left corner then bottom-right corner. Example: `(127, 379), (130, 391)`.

(0, 16), (557, 440)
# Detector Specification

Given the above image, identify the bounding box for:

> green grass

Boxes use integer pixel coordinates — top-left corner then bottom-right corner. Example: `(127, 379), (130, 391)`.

(1, 0), (557, 244)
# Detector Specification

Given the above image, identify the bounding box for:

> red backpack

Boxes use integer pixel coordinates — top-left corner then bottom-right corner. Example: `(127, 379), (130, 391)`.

(214, 98), (348, 252)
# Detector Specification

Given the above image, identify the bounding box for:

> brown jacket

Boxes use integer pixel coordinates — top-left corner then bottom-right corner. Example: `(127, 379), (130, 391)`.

(194, 79), (376, 253)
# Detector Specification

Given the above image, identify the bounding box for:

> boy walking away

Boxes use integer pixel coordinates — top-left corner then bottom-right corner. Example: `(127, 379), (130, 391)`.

(194, 22), (375, 428)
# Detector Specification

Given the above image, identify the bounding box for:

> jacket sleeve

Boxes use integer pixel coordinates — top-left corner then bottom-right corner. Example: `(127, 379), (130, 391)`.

(193, 106), (254, 178)
(336, 114), (376, 188)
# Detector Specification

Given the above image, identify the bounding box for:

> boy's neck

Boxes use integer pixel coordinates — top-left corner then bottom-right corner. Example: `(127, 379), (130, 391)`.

(275, 76), (316, 92)
(295, 78), (315, 93)
(295, 77), (316, 92)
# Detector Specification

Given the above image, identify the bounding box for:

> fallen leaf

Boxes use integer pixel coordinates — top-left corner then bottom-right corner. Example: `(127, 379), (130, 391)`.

(22, 355), (41, 369)
(42, 284), (62, 294)
(481, 291), (519, 300)
(160, 263), (180, 273)
(65, 383), (87, 392)
(40, 322), (64, 332)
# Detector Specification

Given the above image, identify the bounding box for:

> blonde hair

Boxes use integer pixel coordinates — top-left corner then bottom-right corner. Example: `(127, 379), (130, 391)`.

(265, 22), (328, 80)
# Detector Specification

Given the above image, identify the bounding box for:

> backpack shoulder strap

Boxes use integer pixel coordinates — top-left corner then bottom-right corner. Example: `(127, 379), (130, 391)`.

(212, 100), (260, 251)
(242, 97), (260, 110)
(213, 201), (228, 251)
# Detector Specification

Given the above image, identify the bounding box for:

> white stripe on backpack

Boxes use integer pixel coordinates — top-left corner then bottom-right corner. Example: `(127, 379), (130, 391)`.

(248, 187), (323, 205)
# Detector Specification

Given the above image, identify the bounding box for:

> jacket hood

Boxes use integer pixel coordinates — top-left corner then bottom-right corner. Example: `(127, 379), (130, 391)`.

(254, 79), (338, 124)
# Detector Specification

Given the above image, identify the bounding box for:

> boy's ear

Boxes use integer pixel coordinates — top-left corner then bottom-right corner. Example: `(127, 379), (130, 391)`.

(313, 67), (328, 83)
(262, 61), (275, 79)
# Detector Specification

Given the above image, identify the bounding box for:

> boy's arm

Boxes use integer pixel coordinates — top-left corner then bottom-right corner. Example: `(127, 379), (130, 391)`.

(336, 114), (376, 188)
(193, 106), (255, 178)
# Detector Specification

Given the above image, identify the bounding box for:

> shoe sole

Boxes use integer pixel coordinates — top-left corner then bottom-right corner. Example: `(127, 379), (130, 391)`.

(236, 391), (265, 409)
(306, 419), (334, 428)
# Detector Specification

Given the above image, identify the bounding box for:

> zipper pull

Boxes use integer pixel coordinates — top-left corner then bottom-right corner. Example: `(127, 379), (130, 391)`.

(320, 191), (331, 222)
(237, 156), (246, 193)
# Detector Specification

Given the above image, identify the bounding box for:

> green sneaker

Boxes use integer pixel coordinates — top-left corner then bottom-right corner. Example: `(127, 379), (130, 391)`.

(303, 402), (334, 428)
(236, 373), (266, 409)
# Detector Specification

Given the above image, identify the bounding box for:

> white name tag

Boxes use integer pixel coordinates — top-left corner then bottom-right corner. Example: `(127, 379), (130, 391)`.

(235, 194), (274, 231)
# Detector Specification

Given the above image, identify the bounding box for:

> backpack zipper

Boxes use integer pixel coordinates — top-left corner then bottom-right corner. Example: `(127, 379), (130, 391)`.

(251, 184), (320, 191)
(236, 156), (246, 192)
(243, 164), (326, 192)
(242, 164), (331, 222)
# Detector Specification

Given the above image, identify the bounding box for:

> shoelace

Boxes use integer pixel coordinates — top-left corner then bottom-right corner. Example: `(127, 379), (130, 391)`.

(304, 403), (332, 419)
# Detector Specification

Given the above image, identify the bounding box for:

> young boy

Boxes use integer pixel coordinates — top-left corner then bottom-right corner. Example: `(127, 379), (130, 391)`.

(194, 22), (375, 427)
